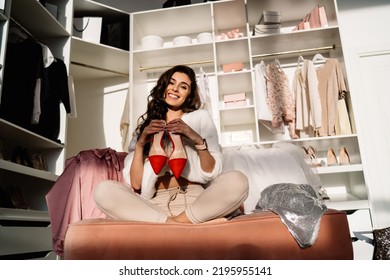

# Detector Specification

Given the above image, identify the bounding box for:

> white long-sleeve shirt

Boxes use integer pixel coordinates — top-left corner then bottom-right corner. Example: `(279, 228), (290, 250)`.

(122, 109), (223, 199)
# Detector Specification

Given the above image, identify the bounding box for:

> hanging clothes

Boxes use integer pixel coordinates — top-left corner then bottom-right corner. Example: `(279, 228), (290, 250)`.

(253, 61), (284, 134)
(0, 37), (71, 142)
(31, 43), (56, 124)
(197, 68), (212, 116)
(292, 59), (322, 137)
(0, 39), (44, 131)
(315, 58), (348, 136)
(266, 60), (295, 131)
(31, 58), (71, 141)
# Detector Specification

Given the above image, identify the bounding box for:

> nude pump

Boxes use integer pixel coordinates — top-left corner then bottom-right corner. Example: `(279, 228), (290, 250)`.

(167, 131), (187, 179)
(327, 148), (338, 166)
(339, 146), (350, 165)
(148, 131), (167, 175)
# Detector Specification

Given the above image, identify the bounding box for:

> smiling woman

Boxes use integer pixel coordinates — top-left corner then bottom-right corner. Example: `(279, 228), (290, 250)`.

(93, 65), (249, 224)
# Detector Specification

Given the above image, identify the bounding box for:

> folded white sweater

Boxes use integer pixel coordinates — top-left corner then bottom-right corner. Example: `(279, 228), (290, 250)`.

(122, 109), (223, 199)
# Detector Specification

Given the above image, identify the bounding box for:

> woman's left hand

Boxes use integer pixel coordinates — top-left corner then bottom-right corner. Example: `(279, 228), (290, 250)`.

(166, 118), (203, 145)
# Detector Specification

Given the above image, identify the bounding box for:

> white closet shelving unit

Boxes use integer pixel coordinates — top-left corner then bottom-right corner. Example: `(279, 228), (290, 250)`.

(0, 0), (72, 259)
(129, 0), (373, 259)
(0, 0), (130, 260)
(66, 0), (130, 158)
(70, 0), (129, 82)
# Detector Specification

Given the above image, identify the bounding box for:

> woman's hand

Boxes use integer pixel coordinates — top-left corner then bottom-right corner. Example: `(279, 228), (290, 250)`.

(165, 118), (203, 145)
(137, 120), (166, 148)
(166, 118), (215, 172)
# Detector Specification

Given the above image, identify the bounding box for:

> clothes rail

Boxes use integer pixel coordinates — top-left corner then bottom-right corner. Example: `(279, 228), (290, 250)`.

(71, 61), (129, 77)
(138, 59), (214, 72)
(252, 44), (335, 59)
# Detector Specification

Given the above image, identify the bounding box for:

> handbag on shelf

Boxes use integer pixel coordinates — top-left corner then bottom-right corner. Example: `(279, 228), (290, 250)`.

(100, 19), (129, 50)
(335, 98), (352, 135)
(293, 5), (328, 31)
(373, 227), (390, 260)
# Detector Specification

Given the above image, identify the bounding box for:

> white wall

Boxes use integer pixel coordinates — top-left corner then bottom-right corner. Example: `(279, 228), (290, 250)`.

(66, 77), (129, 157)
(337, 0), (390, 228)
(337, 0), (390, 48)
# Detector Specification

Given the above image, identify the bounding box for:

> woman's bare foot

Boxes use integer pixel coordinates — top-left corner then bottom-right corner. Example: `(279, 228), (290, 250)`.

(166, 212), (192, 224)
(202, 218), (227, 224)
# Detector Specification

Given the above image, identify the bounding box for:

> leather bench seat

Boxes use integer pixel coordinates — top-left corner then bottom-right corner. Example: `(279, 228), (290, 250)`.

(63, 209), (353, 260)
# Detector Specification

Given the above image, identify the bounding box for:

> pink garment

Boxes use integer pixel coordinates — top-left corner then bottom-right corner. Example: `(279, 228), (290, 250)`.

(45, 148), (127, 257)
(266, 60), (295, 128)
(316, 58), (347, 136)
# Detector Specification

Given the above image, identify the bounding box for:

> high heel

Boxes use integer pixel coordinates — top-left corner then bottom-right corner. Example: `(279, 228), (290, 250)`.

(306, 145), (322, 167)
(339, 146), (350, 165)
(327, 148), (338, 166)
(148, 131), (167, 175)
(167, 131), (187, 179)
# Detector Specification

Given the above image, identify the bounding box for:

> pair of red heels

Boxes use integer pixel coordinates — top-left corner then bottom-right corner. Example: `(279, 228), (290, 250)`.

(149, 131), (187, 179)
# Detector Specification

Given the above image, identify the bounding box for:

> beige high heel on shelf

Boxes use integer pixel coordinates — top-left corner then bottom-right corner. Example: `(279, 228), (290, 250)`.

(302, 146), (322, 167)
(327, 148), (338, 166)
(339, 146), (351, 165)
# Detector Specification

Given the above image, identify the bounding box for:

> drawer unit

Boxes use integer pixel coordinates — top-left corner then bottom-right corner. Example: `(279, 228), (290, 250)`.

(346, 209), (374, 260)
(0, 222), (52, 259)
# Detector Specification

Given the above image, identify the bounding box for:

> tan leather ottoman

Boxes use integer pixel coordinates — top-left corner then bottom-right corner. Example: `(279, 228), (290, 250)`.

(63, 209), (353, 260)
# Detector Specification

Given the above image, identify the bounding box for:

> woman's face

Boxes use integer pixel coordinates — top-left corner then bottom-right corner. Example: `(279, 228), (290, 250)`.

(164, 72), (191, 110)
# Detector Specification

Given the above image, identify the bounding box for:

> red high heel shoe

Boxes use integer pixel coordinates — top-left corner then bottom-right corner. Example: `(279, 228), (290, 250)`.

(167, 131), (187, 179)
(148, 131), (167, 175)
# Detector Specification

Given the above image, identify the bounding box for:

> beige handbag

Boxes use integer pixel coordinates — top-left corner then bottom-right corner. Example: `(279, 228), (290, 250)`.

(335, 98), (352, 135)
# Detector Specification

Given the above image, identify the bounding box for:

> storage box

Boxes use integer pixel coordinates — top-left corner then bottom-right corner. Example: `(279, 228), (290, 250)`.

(0, 0), (5, 11)
(222, 62), (243, 73)
(224, 93), (247, 108)
(73, 17), (103, 43)
(263, 11), (282, 24)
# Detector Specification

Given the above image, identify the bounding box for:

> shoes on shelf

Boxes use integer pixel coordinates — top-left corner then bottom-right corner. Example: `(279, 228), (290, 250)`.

(32, 153), (48, 171)
(339, 146), (351, 165)
(326, 146), (351, 166)
(167, 131), (187, 179)
(11, 146), (33, 168)
(148, 131), (168, 175)
(302, 145), (322, 167)
(327, 148), (338, 166)
(3, 185), (30, 210)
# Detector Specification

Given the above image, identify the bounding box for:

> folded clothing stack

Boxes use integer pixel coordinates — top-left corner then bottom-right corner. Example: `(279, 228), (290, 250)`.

(253, 11), (281, 35)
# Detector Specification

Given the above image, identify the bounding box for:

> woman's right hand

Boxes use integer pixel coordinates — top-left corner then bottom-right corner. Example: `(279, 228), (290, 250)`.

(137, 120), (166, 148)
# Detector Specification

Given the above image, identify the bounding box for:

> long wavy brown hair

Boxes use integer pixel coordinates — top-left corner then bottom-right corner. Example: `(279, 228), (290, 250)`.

(134, 65), (202, 154)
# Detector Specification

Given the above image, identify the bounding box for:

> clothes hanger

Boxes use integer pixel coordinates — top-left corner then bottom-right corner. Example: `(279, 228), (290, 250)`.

(312, 52), (327, 63)
(274, 58), (282, 71)
(297, 55), (305, 67)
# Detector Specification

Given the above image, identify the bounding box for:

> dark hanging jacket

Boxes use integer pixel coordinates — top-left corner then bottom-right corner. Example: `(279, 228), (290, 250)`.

(0, 39), (43, 130)
(31, 58), (71, 141)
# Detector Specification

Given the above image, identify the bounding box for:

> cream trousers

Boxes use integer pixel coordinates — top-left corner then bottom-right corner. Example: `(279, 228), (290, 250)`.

(94, 170), (248, 223)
